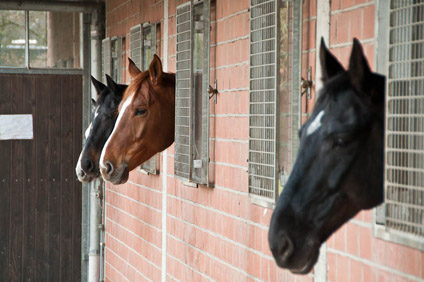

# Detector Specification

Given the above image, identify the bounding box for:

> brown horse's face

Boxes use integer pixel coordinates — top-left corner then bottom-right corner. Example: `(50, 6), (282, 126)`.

(100, 55), (175, 184)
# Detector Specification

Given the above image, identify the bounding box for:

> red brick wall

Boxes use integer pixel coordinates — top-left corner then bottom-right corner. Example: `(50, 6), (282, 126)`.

(103, 1), (424, 282)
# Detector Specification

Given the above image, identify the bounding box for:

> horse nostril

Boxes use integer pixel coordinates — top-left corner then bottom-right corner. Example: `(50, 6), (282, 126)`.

(105, 161), (114, 175)
(280, 233), (294, 262)
(85, 159), (94, 172)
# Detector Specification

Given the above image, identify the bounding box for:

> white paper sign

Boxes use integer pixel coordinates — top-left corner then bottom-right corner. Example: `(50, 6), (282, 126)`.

(0, 114), (33, 140)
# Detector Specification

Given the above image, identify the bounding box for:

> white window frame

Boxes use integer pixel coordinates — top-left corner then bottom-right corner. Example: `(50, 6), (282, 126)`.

(174, 0), (211, 186)
(374, 0), (424, 251)
(248, 0), (302, 208)
(130, 22), (160, 175)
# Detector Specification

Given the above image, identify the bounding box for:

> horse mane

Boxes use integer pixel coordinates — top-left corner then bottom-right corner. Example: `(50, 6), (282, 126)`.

(120, 70), (175, 111)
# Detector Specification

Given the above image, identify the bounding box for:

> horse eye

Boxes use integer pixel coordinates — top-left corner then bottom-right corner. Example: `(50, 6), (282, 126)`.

(134, 108), (147, 116)
(333, 137), (345, 148)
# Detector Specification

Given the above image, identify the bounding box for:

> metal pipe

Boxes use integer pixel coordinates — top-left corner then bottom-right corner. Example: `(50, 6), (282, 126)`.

(0, 0), (102, 13)
(81, 12), (94, 282)
(88, 180), (101, 282)
(161, 1), (169, 281)
(90, 5), (105, 282)
(24, 10), (29, 68)
(90, 5), (104, 97)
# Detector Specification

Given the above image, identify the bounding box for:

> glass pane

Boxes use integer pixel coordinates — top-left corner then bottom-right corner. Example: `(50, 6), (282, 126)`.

(30, 11), (80, 68)
(111, 38), (120, 82)
(143, 26), (152, 70)
(278, 3), (294, 195)
(0, 10), (26, 67)
(192, 3), (204, 181)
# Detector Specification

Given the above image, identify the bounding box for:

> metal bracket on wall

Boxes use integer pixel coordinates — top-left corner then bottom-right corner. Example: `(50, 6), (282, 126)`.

(301, 66), (313, 99)
(208, 80), (218, 104)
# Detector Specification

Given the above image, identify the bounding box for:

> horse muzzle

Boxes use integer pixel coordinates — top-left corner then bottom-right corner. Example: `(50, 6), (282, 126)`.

(100, 161), (129, 185)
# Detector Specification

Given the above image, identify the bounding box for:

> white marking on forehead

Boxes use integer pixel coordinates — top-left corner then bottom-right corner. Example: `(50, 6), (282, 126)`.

(100, 93), (135, 169)
(306, 110), (325, 136)
(84, 123), (92, 139)
(84, 106), (100, 139)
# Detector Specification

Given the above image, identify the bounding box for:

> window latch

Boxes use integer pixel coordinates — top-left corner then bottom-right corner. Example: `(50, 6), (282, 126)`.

(208, 80), (218, 104)
(301, 66), (313, 99)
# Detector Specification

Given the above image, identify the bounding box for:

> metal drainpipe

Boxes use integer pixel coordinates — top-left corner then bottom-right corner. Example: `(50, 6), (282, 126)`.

(88, 5), (104, 282)
(88, 179), (101, 282)
(161, 1), (169, 281)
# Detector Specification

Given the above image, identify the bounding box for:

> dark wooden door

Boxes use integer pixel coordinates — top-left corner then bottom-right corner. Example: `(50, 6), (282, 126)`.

(0, 73), (82, 282)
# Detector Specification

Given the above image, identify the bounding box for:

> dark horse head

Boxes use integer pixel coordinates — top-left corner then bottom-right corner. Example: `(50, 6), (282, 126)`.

(75, 75), (127, 183)
(268, 38), (385, 274)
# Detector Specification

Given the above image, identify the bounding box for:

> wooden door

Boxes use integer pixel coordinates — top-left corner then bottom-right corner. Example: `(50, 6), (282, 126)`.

(0, 73), (82, 282)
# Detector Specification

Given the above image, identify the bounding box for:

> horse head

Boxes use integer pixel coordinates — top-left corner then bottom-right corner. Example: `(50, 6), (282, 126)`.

(100, 55), (176, 184)
(268, 38), (385, 274)
(75, 75), (127, 183)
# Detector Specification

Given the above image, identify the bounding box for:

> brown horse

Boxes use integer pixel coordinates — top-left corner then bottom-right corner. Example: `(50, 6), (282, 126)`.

(100, 55), (175, 184)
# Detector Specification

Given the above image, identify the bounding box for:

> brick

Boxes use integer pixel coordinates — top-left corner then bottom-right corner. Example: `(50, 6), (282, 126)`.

(403, 245), (421, 277)
(333, 225), (347, 252)
(363, 5), (375, 40)
(349, 8), (363, 40)
(336, 13), (350, 44)
(341, 0), (356, 9)
(350, 259), (362, 282)
(392, 273), (408, 282)
(336, 254), (350, 282)
(359, 226), (372, 260)
(387, 241), (404, 272)
(363, 264), (378, 282)
(331, 0), (341, 10)
(327, 252), (337, 282)
(377, 269), (391, 282)
(371, 237), (387, 265)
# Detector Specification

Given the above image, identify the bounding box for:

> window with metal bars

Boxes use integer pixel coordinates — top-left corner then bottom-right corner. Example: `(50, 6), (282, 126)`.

(174, 0), (211, 185)
(129, 22), (159, 174)
(248, 0), (302, 207)
(102, 36), (122, 84)
(375, 0), (424, 250)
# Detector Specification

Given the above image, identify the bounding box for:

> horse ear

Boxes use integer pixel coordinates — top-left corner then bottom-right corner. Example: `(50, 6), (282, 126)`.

(91, 75), (106, 97)
(128, 58), (141, 78)
(348, 38), (372, 92)
(149, 54), (163, 85)
(319, 37), (344, 82)
(106, 74), (118, 92)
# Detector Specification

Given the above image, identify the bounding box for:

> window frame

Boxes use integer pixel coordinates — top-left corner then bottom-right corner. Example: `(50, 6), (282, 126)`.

(101, 36), (123, 84)
(130, 22), (160, 175)
(374, 0), (424, 251)
(248, 0), (303, 208)
(174, 0), (211, 186)
(0, 10), (82, 72)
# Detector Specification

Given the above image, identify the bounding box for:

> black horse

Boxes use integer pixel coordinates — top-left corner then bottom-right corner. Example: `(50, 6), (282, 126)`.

(75, 75), (127, 183)
(268, 38), (385, 274)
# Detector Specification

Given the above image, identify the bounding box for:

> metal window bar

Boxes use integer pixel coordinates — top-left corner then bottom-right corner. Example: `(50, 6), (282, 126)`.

(111, 36), (122, 83)
(248, 0), (279, 203)
(175, 1), (193, 180)
(191, 0), (210, 185)
(248, 0), (302, 205)
(101, 37), (111, 84)
(384, 1), (424, 237)
(131, 22), (159, 174)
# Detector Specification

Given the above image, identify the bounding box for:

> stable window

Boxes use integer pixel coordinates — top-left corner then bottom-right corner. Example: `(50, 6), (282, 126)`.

(102, 36), (122, 84)
(375, 1), (424, 250)
(129, 22), (159, 174)
(174, 0), (211, 185)
(0, 10), (81, 69)
(248, 0), (302, 207)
